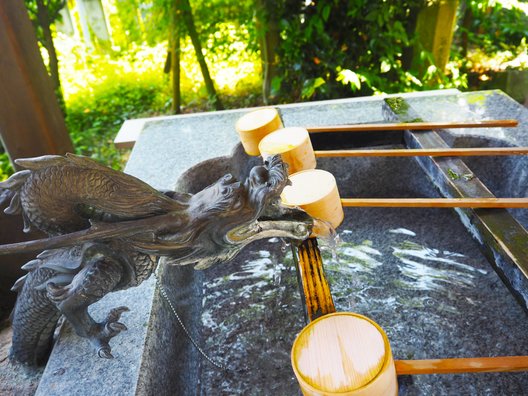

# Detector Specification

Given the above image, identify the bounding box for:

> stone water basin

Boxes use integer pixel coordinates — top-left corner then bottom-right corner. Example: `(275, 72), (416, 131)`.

(34, 90), (528, 395)
(152, 134), (528, 395)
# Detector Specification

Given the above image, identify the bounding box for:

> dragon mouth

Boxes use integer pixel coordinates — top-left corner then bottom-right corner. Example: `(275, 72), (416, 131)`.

(225, 207), (313, 244)
(159, 207), (313, 269)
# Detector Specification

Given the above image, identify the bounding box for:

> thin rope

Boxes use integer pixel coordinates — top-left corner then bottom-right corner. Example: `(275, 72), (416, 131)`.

(154, 269), (228, 371)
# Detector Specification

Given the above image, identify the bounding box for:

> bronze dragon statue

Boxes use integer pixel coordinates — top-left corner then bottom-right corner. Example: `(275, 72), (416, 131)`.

(0, 153), (311, 366)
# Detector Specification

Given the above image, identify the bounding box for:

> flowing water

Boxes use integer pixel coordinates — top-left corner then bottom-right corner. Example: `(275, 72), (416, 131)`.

(197, 219), (528, 395)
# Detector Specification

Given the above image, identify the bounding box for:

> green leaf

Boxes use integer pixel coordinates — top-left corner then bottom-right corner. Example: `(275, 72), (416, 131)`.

(448, 169), (460, 180)
(322, 5), (331, 22)
(301, 77), (326, 99)
(336, 69), (361, 90)
(380, 59), (391, 73)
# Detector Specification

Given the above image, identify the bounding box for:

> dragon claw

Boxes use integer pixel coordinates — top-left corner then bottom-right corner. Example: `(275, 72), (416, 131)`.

(81, 306), (131, 358)
(46, 282), (71, 302)
(98, 347), (114, 359)
(103, 306), (129, 332)
(107, 306), (129, 319)
(107, 322), (127, 332)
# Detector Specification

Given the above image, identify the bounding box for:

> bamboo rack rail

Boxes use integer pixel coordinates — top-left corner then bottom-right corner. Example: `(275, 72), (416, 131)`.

(395, 356), (528, 375)
(315, 147), (528, 157)
(340, 198), (528, 208)
(307, 119), (518, 133)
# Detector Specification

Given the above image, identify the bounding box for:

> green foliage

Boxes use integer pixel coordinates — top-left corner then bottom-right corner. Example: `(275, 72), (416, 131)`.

(274, 0), (438, 101)
(3, 0), (524, 181)
(66, 82), (164, 170)
(453, 0), (528, 72)
(24, 0), (66, 42)
(192, 0), (257, 55)
(63, 45), (169, 169)
(107, 0), (146, 48)
(0, 150), (14, 182)
(459, 0), (528, 54)
(57, 30), (260, 169)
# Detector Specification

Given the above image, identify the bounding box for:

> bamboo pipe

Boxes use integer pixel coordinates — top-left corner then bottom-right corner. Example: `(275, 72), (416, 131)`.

(340, 198), (528, 208)
(395, 356), (528, 375)
(307, 119), (518, 133)
(315, 147), (528, 157)
(295, 238), (336, 322)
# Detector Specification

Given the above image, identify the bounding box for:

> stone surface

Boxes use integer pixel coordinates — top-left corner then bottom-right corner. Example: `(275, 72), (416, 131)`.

(35, 278), (156, 396)
(0, 325), (43, 396)
(34, 89), (528, 395)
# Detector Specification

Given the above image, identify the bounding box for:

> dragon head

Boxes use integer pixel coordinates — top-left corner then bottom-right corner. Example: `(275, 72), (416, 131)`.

(141, 155), (312, 269)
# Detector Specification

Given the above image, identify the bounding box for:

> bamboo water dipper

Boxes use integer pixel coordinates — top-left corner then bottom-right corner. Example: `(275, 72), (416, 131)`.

(235, 107), (283, 155)
(280, 170), (528, 212)
(259, 127), (316, 174)
(291, 313), (398, 396)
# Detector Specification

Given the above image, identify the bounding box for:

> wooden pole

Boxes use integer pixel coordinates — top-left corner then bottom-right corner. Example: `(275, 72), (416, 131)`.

(294, 238), (336, 322)
(340, 198), (528, 208)
(395, 356), (528, 375)
(0, 0), (73, 169)
(307, 119), (518, 133)
(315, 147), (528, 157)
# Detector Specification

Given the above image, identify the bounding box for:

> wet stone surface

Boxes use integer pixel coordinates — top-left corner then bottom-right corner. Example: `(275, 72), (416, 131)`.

(196, 218), (528, 395)
(195, 153), (528, 395)
(200, 240), (303, 395)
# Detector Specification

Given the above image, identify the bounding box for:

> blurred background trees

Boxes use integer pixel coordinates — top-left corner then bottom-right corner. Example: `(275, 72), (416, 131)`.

(1, 0), (526, 179)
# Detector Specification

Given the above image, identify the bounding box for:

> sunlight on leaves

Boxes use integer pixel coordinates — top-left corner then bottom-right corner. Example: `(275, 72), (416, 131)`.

(336, 69), (361, 91)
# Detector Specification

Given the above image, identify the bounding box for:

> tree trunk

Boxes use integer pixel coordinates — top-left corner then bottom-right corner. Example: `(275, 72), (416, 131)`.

(169, 1), (181, 114)
(401, 4), (420, 71)
(179, 0), (223, 110)
(255, 0), (281, 104)
(413, 0), (459, 73)
(35, 0), (65, 114)
(460, 0), (472, 58)
(0, 0), (73, 168)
